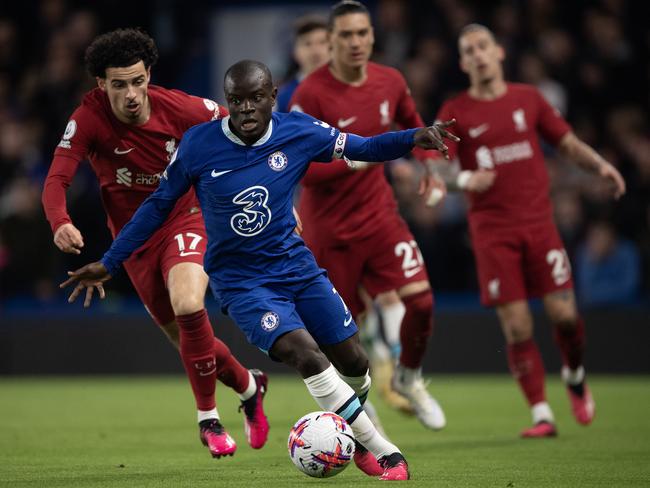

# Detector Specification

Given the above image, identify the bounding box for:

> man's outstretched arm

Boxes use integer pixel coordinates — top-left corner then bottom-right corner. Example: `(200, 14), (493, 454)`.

(60, 148), (194, 306)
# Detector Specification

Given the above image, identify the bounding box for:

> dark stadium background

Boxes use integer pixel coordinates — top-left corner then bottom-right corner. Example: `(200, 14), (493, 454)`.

(0, 0), (648, 374)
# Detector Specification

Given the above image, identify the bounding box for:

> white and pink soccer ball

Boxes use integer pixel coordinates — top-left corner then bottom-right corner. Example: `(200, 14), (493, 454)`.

(287, 411), (356, 478)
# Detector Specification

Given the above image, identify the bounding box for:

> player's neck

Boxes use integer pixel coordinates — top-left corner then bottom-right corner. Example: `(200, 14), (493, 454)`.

(469, 78), (507, 101)
(328, 61), (367, 86)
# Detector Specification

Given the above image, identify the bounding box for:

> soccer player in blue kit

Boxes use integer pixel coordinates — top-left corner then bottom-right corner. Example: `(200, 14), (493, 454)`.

(61, 60), (457, 481)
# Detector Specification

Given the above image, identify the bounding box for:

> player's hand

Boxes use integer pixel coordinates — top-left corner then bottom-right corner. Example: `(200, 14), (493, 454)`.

(53, 223), (84, 255)
(293, 207), (303, 236)
(599, 162), (626, 199)
(59, 262), (112, 308)
(466, 170), (496, 193)
(419, 171), (447, 207)
(414, 119), (460, 159)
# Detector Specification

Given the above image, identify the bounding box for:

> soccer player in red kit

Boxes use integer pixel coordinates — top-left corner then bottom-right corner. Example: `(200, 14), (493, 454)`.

(432, 24), (626, 437)
(41, 29), (269, 456)
(290, 0), (447, 433)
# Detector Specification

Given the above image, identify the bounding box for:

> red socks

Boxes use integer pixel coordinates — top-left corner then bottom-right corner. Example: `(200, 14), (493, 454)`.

(507, 338), (546, 406)
(214, 337), (250, 394)
(399, 291), (435, 369)
(176, 309), (218, 411)
(553, 317), (585, 370)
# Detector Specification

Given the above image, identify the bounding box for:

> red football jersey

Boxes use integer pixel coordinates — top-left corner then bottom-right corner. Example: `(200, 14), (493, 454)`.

(436, 83), (571, 233)
(43, 85), (226, 237)
(290, 62), (435, 244)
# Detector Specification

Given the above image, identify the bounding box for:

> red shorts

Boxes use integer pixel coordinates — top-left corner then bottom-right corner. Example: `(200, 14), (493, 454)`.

(123, 212), (207, 326)
(471, 220), (573, 306)
(306, 214), (429, 316)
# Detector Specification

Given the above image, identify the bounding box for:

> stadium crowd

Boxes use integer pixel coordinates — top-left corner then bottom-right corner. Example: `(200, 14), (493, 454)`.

(0, 0), (648, 307)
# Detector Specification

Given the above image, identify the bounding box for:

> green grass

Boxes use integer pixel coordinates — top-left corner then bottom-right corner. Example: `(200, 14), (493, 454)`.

(0, 375), (648, 487)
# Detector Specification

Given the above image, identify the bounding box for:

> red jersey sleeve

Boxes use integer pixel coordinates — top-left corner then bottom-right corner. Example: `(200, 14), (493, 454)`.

(43, 105), (97, 233)
(178, 92), (228, 127)
(433, 100), (459, 161)
(290, 80), (351, 186)
(393, 73), (436, 163)
(534, 88), (571, 146)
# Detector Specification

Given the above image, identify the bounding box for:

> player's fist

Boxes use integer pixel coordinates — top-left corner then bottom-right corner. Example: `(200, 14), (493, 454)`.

(465, 170), (496, 193)
(53, 223), (84, 255)
(60, 261), (112, 308)
(414, 119), (460, 159)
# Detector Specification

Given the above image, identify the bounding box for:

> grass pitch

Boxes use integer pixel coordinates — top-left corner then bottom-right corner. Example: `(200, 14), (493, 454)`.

(1, 375), (648, 487)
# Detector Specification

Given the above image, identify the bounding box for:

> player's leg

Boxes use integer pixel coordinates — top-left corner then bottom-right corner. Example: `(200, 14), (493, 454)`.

(363, 224), (445, 429)
(361, 289), (413, 414)
(163, 219), (268, 453)
(496, 300), (556, 437)
(526, 224), (594, 426)
(305, 245), (392, 435)
(165, 249), (269, 454)
(543, 289), (594, 425)
(293, 275), (408, 480)
(271, 330), (408, 480)
(474, 231), (555, 437)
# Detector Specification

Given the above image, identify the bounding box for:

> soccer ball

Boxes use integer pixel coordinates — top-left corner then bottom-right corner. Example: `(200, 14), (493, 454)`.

(287, 411), (356, 478)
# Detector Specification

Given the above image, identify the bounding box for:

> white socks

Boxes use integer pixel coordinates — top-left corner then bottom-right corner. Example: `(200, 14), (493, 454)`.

(198, 408), (219, 423)
(238, 370), (257, 401)
(380, 301), (406, 357)
(531, 402), (555, 424)
(304, 364), (399, 459)
(337, 369), (371, 404)
(562, 365), (585, 386)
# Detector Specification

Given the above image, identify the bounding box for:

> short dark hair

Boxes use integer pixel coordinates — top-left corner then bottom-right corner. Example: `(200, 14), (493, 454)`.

(224, 60), (273, 88)
(294, 15), (327, 38)
(84, 28), (158, 78)
(328, 0), (370, 30)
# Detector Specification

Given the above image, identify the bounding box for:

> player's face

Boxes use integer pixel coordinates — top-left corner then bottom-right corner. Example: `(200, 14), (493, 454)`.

(97, 61), (151, 125)
(329, 13), (374, 69)
(224, 71), (277, 145)
(459, 30), (505, 85)
(294, 28), (330, 75)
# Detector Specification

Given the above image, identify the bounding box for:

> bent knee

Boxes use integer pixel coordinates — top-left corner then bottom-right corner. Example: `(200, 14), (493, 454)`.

(170, 294), (205, 316)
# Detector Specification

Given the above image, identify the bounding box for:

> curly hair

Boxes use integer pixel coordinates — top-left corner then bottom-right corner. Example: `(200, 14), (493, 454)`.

(84, 28), (158, 78)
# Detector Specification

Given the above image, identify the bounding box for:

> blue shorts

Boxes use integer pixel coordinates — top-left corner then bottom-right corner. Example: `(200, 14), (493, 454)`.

(220, 273), (358, 355)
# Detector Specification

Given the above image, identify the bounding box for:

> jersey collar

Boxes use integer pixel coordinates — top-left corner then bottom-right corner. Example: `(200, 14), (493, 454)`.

(221, 116), (273, 147)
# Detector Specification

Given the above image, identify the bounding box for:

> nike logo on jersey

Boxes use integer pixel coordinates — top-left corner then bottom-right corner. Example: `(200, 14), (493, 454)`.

(337, 116), (357, 128)
(468, 123), (489, 138)
(404, 266), (423, 278)
(179, 251), (201, 257)
(344, 313), (353, 327)
(211, 169), (233, 178)
(114, 147), (135, 155)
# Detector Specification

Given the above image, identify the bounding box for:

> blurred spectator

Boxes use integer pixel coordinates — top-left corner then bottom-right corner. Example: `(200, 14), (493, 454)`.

(276, 15), (329, 113)
(575, 220), (641, 306)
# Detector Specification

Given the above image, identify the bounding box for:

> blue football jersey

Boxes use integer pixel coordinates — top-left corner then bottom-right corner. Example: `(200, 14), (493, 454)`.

(101, 110), (418, 297)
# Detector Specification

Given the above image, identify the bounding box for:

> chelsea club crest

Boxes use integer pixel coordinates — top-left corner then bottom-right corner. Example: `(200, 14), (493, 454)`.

(268, 151), (288, 171)
(261, 311), (280, 331)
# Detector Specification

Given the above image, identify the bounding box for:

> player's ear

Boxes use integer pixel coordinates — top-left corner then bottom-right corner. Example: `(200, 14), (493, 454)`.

(270, 86), (278, 104)
(96, 76), (106, 91)
(496, 44), (505, 62)
(145, 66), (151, 82)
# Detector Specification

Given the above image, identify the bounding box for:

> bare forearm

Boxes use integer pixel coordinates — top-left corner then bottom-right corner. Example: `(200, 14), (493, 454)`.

(558, 133), (608, 173)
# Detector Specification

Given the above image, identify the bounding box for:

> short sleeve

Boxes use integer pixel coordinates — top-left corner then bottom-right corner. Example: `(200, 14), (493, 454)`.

(535, 88), (571, 146)
(53, 105), (97, 161)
